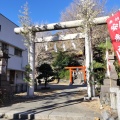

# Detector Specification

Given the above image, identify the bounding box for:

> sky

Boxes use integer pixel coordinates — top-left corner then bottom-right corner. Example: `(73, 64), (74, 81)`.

(0, 0), (120, 26)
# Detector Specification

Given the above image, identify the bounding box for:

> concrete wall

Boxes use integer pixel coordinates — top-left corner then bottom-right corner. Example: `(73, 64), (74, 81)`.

(0, 14), (25, 50)
(0, 14), (28, 86)
(15, 71), (24, 84)
(22, 50), (28, 69)
(7, 45), (28, 71)
(0, 14), (28, 71)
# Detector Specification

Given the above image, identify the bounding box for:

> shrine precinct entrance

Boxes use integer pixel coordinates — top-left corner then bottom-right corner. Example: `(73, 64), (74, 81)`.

(14, 16), (108, 97)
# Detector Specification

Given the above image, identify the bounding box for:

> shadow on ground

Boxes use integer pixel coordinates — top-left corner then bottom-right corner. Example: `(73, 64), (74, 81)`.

(11, 83), (87, 119)
(11, 97), (84, 120)
(0, 82), (87, 108)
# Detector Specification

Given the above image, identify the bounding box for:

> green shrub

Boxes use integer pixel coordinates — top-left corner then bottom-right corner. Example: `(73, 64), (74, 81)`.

(113, 57), (120, 79)
(59, 70), (65, 79)
(64, 70), (70, 80)
(24, 64), (32, 83)
(91, 42), (107, 85)
(52, 50), (81, 80)
(59, 70), (69, 80)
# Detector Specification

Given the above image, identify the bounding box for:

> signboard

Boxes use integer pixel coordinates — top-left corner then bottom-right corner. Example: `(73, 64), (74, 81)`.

(106, 11), (120, 63)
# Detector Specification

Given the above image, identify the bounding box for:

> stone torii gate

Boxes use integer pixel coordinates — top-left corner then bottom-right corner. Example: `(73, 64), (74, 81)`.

(14, 16), (108, 97)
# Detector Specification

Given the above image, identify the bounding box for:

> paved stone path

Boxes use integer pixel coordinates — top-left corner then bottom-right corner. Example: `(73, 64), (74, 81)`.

(0, 81), (101, 120)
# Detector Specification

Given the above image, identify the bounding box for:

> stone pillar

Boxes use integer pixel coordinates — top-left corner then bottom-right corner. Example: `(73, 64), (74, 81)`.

(110, 87), (119, 110)
(117, 89), (120, 120)
(110, 92), (117, 109)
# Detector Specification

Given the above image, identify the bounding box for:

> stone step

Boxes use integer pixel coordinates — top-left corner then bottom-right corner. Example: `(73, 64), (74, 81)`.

(103, 79), (110, 86)
(4, 111), (100, 120)
(109, 60), (118, 79)
(101, 86), (110, 93)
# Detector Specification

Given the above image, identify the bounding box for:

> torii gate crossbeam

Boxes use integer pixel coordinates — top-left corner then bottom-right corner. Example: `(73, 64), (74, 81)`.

(14, 16), (108, 34)
(35, 33), (85, 42)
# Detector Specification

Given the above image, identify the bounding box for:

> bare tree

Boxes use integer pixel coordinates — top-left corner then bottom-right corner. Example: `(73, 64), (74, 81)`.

(19, 2), (35, 96)
(60, 0), (108, 42)
(35, 30), (52, 65)
(19, 2), (52, 96)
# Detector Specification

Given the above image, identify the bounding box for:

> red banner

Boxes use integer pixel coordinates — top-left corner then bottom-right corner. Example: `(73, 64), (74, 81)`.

(106, 11), (120, 63)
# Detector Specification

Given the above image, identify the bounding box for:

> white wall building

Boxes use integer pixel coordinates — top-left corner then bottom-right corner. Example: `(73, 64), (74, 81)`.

(0, 14), (28, 92)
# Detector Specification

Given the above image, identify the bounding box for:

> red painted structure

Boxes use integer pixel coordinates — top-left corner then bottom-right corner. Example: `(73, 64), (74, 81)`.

(65, 66), (86, 84)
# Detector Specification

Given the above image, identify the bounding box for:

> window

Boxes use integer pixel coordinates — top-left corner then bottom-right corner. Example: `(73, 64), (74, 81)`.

(14, 48), (22, 57)
(0, 25), (1, 31)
